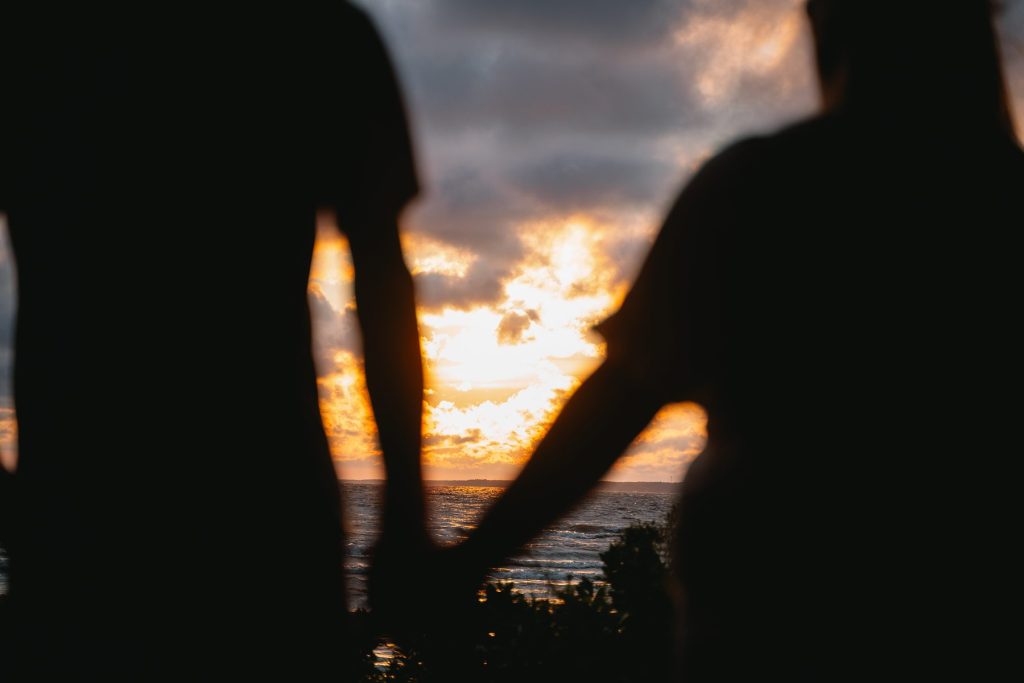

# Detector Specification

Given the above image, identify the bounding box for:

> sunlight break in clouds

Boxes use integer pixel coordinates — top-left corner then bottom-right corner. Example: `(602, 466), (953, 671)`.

(311, 212), (708, 482)
(422, 216), (618, 472)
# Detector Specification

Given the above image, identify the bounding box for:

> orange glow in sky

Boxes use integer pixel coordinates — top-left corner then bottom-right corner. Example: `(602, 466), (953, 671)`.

(309, 216), (707, 482)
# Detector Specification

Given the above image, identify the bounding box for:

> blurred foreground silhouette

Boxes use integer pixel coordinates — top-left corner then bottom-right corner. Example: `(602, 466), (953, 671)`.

(430, 1), (1024, 679)
(1, 4), (426, 678)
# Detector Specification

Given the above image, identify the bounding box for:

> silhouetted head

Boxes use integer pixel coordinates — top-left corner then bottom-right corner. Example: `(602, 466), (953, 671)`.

(805, 0), (1015, 136)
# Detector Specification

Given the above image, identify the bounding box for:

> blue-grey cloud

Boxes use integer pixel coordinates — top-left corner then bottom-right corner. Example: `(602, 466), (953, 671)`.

(0, 222), (15, 404)
(361, 0), (1024, 321)
(414, 259), (506, 310)
(425, 0), (687, 47)
(410, 50), (705, 138)
(309, 286), (360, 371)
(509, 152), (680, 211)
(358, 0), (821, 311)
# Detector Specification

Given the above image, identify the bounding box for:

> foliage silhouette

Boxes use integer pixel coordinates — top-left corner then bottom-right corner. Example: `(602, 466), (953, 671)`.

(357, 507), (678, 682)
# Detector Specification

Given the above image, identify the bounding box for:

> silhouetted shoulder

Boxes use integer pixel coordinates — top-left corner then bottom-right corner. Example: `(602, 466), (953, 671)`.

(596, 135), (774, 403)
(314, 2), (420, 227)
(763, 113), (846, 145)
(724, 115), (853, 179)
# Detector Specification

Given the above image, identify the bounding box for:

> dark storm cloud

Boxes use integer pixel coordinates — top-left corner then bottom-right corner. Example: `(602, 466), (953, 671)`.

(0, 256), (14, 345)
(406, 167), (528, 307)
(426, 0), (687, 46)
(414, 259), (506, 311)
(309, 286), (359, 370)
(410, 49), (703, 138)
(362, 0), (810, 310)
(409, 167), (529, 255)
(509, 152), (679, 211)
(0, 230), (15, 402)
(356, 0), (1022, 316)
(0, 349), (11, 404)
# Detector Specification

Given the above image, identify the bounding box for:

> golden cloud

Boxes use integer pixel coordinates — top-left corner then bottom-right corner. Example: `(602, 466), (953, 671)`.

(310, 214), (704, 482)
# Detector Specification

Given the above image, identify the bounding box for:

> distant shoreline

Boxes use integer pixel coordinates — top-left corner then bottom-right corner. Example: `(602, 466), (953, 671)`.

(340, 479), (681, 493)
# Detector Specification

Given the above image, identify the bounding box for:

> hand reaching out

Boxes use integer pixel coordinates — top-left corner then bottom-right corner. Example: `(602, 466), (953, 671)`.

(369, 531), (485, 646)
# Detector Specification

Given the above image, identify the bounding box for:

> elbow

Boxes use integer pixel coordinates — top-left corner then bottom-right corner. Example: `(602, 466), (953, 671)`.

(600, 353), (674, 410)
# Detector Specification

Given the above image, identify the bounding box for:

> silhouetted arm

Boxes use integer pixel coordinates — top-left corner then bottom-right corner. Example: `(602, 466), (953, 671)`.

(453, 359), (667, 581)
(346, 212), (427, 548)
(446, 139), (761, 585)
(330, 4), (425, 549)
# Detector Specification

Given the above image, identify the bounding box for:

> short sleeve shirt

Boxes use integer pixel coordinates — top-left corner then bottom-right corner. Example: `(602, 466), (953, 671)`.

(0, 3), (420, 226)
(319, 4), (420, 225)
(594, 139), (768, 406)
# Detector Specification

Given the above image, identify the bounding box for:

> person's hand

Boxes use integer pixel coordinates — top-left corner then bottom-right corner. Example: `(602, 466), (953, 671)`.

(368, 526), (433, 624)
(369, 534), (486, 647)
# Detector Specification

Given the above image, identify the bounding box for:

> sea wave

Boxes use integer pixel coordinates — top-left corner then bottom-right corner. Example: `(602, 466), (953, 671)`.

(342, 483), (673, 604)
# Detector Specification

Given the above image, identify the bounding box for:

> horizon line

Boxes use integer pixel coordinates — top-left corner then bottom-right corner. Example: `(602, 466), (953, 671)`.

(338, 478), (683, 485)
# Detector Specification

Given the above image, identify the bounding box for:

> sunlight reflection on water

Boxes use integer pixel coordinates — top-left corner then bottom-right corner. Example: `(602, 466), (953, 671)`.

(344, 482), (676, 608)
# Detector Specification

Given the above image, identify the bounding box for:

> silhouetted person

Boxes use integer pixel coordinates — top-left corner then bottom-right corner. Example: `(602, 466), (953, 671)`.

(0, 4), (428, 679)
(428, 1), (1023, 679)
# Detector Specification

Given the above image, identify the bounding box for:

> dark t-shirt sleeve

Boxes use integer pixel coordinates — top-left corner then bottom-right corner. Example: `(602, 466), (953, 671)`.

(595, 139), (766, 404)
(322, 4), (419, 227)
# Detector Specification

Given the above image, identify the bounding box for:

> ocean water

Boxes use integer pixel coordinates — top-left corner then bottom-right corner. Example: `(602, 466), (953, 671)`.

(345, 482), (677, 606)
(0, 482), (678, 603)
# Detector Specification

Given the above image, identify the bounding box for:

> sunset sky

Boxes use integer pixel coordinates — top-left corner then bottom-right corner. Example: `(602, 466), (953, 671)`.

(1, 0), (1022, 481)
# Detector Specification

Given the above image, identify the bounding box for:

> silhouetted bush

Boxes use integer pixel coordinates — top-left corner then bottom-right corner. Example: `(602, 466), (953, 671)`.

(360, 507), (678, 682)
